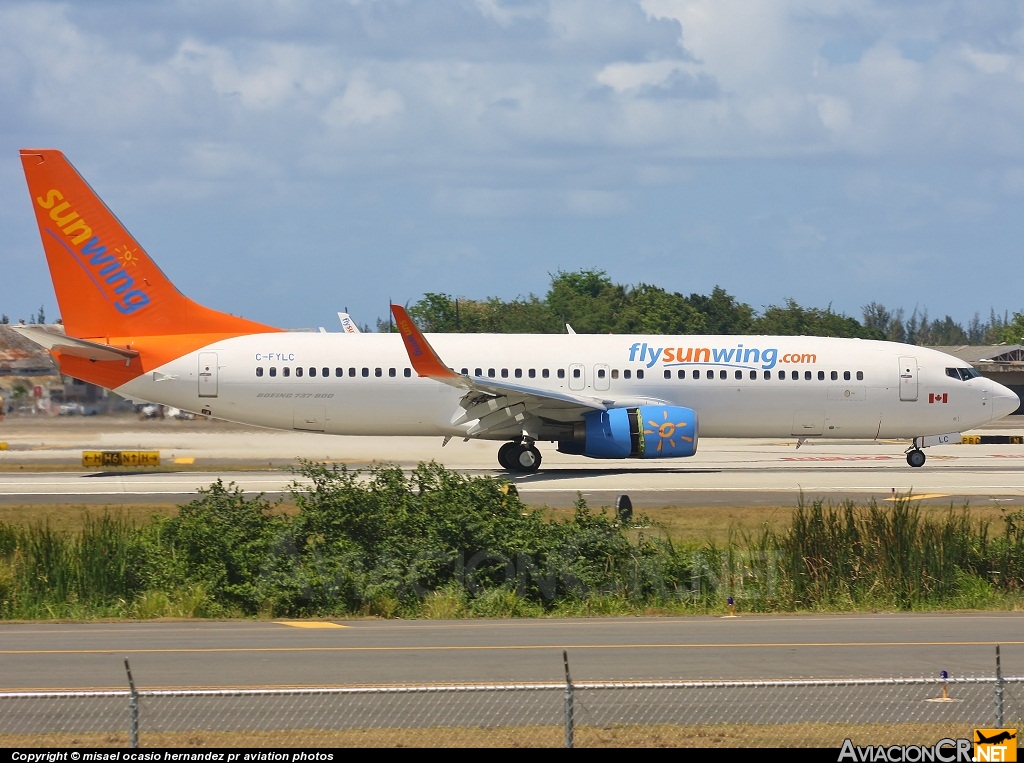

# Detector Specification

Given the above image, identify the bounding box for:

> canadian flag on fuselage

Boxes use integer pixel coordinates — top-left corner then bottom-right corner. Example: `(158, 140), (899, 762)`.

(929, 393), (949, 404)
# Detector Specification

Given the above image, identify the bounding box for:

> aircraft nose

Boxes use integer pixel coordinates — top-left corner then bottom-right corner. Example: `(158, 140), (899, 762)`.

(991, 385), (1021, 421)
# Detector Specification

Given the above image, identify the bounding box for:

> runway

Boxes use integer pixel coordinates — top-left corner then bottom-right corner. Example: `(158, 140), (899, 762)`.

(1, 415), (1023, 507)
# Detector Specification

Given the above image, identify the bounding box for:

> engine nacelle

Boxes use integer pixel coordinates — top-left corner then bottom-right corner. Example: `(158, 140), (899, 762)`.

(557, 405), (698, 459)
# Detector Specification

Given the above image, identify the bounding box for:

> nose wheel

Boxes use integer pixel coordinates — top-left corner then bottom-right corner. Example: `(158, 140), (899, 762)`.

(497, 440), (542, 473)
(906, 448), (926, 468)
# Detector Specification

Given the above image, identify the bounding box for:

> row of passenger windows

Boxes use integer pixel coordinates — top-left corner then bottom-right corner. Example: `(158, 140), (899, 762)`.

(657, 369), (865, 381)
(254, 366), (864, 382)
(256, 366), (414, 378)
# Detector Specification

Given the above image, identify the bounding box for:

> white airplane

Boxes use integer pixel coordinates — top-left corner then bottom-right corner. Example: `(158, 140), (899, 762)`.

(14, 149), (1020, 473)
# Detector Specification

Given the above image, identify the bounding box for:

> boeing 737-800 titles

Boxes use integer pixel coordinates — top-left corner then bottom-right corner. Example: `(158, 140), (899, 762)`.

(13, 150), (1021, 473)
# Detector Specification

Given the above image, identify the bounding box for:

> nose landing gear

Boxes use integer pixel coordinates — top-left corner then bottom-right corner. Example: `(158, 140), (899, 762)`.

(905, 448), (926, 468)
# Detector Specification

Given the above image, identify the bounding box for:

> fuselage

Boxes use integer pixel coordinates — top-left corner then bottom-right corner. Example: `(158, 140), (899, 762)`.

(114, 331), (1019, 442)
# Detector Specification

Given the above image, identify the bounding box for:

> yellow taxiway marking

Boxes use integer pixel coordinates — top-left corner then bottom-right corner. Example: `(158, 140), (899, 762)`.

(884, 493), (949, 501)
(273, 621), (348, 629)
(173, 457), (196, 465)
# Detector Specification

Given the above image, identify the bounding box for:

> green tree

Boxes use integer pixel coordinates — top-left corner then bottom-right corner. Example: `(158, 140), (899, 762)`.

(752, 299), (869, 338)
(684, 286), (754, 334)
(612, 284), (707, 335)
(545, 269), (624, 333)
(997, 312), (1024, 344)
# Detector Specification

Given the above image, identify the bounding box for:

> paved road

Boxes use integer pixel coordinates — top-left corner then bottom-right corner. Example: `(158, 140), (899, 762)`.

(1, 614), (1021, 691)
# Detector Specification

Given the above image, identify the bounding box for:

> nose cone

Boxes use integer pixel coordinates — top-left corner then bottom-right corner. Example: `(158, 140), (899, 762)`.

(991, 383), (1021, 421)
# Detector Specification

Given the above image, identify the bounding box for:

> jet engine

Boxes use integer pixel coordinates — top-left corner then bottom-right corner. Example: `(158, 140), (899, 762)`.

(557, 405), (698, 459)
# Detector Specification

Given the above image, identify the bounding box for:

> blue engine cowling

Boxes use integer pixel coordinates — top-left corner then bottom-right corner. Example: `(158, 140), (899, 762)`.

(557, 405), (698, 459)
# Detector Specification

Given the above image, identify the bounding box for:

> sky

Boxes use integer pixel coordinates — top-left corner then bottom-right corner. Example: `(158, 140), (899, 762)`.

(2, 0), (1024, 333)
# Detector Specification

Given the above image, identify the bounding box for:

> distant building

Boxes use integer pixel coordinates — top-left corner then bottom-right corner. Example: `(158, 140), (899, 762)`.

(0, 324), (110, 414)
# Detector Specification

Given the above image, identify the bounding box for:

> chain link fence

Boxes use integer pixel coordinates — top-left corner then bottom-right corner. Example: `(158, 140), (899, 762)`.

(1, 660), (1021, 748)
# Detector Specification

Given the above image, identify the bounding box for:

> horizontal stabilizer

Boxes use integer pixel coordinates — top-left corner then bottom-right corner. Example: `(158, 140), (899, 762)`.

(11, 324), (139, 362)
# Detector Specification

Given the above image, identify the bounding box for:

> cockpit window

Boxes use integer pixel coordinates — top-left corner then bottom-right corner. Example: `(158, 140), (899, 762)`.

(946, 367), (981, 381)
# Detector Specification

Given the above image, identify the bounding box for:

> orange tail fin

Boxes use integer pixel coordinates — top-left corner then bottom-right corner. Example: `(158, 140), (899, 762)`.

(20, 149), (277, 340)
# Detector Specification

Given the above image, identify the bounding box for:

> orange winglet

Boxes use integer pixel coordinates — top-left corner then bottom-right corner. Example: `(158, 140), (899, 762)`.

(391, 304), (460, 380)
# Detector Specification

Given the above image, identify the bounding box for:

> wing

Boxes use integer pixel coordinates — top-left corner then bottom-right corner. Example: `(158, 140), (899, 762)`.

(391, 304), (666, 438)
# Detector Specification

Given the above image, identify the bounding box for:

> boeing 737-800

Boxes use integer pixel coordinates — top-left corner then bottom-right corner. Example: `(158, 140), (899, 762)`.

(13, 149), (1020, 473)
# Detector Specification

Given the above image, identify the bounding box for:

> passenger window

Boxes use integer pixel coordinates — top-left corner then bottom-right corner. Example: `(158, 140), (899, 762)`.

(515, 369), (522, 378)
(404, 368), (412, 377)
(764, 370), (771, 380)
(678, 370), (686, 379)
(831, 371), (838, 381)
(475, 368), (482, 377)
(501, 369), (509, 378)
(856, 371), (863, 380)
(528, 369), (536, 378)
(804, 371), (812, 380)
(706, 370), (714, 379)
(542, 369), (550, 379)
(817, 371), (824, 381)
(664, 370), (671, 380)
(349, 368), (356, 377)
(719, 370), (727, 380)
(750, 370), (757, 380)
(735, 370), (743, 380)
(389, 368), (396, 377)
(611, 369), (619, 379)
(791, 371), (799, 380)
(309, 368), (317, 377)
(256, 367), (264, 377)
(572, 368), (581, 378)
(637, 370), (644, 379)
(269, 367), (277, 377)
(843, 371), (850, 381)
(375, 368), (382, 377)
(693, 370), (700, 380)
(557, 369), (565, 379)
(335, 368), (342, 377)
(488, 368), (496, 378)
(295, 367), (303, 378)
(623, 370), (631, 379)
(362, 368), (369, 377)
(322, 368), (329, 377)
(283, 367), (291, 377)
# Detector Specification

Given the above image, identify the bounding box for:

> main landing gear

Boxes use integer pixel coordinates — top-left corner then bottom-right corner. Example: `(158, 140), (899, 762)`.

(905, 447), (926, 468)
(498, 440), (542, 473)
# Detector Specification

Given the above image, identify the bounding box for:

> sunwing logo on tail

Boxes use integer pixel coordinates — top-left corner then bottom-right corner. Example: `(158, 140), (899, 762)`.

(36, 189), (151, 315)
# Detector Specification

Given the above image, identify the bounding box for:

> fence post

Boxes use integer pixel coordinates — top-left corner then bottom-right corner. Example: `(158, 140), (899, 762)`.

(125, 658), (139, 749)
(995, 644), (1004, 728)
(563, 650), (574, 749)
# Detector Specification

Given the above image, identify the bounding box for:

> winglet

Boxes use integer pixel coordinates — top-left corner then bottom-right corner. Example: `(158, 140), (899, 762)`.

(391, 304), (460, 380)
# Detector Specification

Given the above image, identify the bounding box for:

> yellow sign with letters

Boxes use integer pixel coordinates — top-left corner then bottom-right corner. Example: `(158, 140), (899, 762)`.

(82, 451), (160, 467)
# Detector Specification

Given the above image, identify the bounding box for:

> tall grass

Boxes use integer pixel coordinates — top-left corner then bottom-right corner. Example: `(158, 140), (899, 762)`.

(0, 466), (1022, 620)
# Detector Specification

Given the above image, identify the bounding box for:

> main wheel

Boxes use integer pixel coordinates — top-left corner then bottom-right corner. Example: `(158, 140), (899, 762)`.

(514, 444), (542, 473)
(497, 441), (517, 470)
(906, 449), (926, 468)
(502, 443), (542, 473)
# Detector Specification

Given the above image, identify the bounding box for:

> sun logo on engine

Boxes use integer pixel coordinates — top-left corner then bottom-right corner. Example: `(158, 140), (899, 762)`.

(645, 409), (693, 453)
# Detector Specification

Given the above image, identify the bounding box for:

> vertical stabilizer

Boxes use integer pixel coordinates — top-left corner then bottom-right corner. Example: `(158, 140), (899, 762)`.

(20, 149), (277, 340)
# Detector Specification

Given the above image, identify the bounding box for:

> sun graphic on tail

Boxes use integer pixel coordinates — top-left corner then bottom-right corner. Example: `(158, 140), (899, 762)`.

(644, 409), (694, 453)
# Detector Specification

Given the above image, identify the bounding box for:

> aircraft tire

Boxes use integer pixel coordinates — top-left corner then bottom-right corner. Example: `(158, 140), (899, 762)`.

(906, 449), (926, 468)
(516, 444), (542, 473)
(497, 441), (517, 470)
